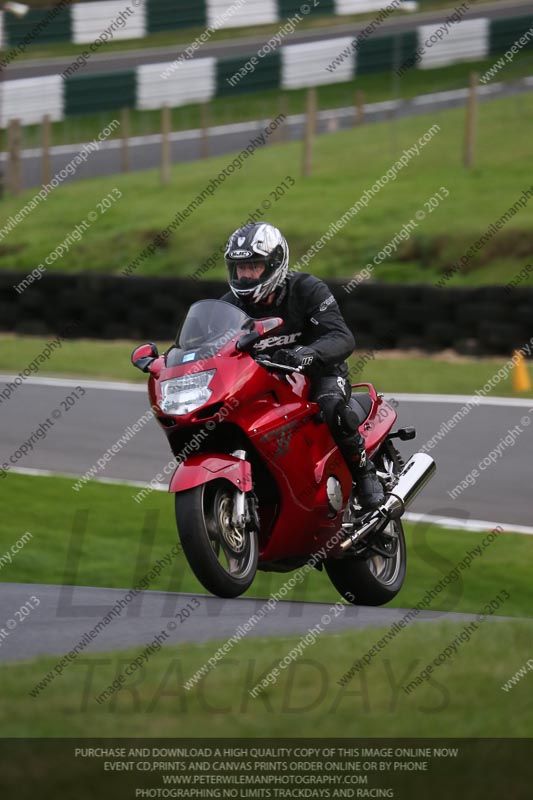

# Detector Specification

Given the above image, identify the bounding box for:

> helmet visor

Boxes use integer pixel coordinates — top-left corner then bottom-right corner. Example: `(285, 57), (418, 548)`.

(226, 255), (273, 295)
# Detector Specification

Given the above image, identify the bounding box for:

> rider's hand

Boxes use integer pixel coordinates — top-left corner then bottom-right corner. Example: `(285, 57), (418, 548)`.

(271, 346), (316, 372)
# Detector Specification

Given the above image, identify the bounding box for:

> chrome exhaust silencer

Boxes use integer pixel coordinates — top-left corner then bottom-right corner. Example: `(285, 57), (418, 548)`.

(340, 453), (436, 551)
(379, 452), (437, 520)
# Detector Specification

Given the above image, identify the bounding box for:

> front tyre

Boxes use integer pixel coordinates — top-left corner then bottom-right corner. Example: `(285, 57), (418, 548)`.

(325, 519), (406, 606)
(175, 479), (258, 598)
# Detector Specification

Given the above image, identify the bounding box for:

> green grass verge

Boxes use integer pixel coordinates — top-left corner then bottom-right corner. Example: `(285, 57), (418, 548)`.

(2, 334), (532, 396)
(1, 474), (531, 618)
(0, 333), (149, 382)
(3, 94), (533, 286)
(3, 619), (531, 736)
(354, 354), (533, 397)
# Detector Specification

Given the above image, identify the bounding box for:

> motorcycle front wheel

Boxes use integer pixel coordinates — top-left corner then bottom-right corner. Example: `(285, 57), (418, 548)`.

(175, 479), (258, 598)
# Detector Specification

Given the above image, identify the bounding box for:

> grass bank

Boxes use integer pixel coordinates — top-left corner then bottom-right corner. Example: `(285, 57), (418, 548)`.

(1, 473), (531, 618)
(2, 94), (533, 286)
(2, 619), (531, 736)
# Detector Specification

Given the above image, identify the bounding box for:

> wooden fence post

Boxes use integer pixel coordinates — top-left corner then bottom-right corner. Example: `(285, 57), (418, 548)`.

(463, 72), (479, 168)
(200, 102), (209, 159)
(160, 104), (171, 185)
(302, 87), (317, 178)
(8, 118), (22, 195)
(121, 107), (130, 173)
(271, 94), (289, 144)
(41, 114), (51, 185)
(354, 90), (365, 126)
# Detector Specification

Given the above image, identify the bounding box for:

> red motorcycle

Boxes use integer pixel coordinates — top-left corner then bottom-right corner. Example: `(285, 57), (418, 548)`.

(132, 299), (435, 605)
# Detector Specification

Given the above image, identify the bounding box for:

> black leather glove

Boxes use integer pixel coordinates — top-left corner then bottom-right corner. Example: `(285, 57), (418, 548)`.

(271, 346), (316, 372)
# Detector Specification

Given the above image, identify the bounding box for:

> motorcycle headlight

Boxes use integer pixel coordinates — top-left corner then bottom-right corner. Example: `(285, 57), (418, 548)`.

(160, 369), (216, 415)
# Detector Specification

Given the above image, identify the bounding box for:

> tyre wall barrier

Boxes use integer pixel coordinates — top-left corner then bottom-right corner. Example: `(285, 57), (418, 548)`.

(3, 272), (532, 356)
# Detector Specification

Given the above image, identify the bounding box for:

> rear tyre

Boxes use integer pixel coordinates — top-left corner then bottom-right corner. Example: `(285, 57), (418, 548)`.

(325, 520), (406, 606)
(325, 441), (406, 606)
(175, 479), (258, 598)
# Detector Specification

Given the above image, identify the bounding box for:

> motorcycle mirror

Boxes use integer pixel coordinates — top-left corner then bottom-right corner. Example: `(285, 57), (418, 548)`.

(131, 343), (159, 372)
(236, 330), (261, 353)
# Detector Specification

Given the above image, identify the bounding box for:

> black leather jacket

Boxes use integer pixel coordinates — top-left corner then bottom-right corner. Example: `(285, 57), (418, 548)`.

(221, 271), (355, 379)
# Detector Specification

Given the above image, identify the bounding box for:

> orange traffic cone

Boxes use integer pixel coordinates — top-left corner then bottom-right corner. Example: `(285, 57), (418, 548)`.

(513, 350), (531, 392)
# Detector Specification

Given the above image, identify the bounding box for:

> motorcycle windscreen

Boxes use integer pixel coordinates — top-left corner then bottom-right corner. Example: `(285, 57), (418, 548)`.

(166, 299), (252, 367)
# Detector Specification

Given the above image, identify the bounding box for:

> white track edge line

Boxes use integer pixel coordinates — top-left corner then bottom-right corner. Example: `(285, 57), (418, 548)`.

(10, 467), (533, 536)
(1, 376), (532, 406)
(0, 374), (145, 391)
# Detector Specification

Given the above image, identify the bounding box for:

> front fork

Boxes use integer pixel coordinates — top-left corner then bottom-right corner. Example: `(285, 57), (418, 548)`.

(231, 449), (260, 535)
(231, 449), (248, 529)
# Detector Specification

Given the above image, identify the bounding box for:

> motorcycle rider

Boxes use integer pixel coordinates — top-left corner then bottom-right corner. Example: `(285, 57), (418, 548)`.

(221, 222), (385, 510)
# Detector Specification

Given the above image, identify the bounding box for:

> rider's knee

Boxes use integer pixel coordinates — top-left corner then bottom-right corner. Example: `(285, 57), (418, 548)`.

(316, 395), (358, 438)
(316, 394), (342, 429)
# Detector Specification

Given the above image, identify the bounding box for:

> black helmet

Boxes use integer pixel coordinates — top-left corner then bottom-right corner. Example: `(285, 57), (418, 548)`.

(225, 222), (289, 304)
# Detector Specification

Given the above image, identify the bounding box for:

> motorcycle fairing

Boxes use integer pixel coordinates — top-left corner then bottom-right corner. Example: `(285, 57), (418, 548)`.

(168, 453), (253, 494)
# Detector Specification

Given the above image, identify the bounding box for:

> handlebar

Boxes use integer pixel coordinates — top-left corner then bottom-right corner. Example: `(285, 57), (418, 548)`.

(255, 359), (304, 375)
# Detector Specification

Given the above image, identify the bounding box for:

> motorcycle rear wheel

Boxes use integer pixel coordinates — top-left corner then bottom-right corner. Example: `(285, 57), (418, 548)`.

(325, 519), (406, 606)
(175, 479), (258, 598)
(325, 441), (406, 606)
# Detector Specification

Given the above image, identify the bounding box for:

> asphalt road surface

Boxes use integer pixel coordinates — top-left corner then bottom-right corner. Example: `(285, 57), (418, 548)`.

(0, 581), (511, 663)
(0, 377), (529, 664)
(1, 377), (532, 528)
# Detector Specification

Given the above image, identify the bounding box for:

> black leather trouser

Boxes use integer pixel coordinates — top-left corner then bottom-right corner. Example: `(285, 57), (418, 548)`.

(310, 375), (366, 475)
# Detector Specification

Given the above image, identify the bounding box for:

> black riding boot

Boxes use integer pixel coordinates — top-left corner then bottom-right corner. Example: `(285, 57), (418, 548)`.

(332, 402), (385, 511)
(348, 433), (385, 511)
